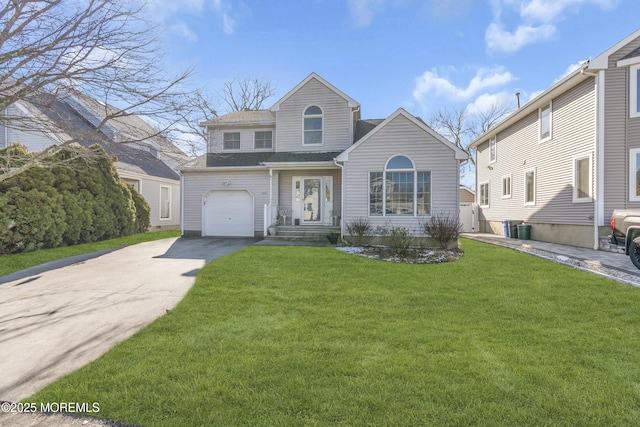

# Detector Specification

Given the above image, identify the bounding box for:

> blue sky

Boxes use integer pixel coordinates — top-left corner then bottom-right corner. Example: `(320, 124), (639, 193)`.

(147, 0), (637, 122)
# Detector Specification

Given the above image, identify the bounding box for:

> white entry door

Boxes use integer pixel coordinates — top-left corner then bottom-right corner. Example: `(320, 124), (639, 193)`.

(203, 190), (254, 236)
(292, 176), (333, 225)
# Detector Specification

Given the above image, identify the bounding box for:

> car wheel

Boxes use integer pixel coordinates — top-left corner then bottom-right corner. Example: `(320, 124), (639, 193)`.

(630, 237), (640, 270)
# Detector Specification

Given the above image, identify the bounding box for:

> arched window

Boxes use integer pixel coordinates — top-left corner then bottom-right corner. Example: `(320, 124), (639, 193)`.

(303, 105), (323, 145)
(369, 155), (431, 216)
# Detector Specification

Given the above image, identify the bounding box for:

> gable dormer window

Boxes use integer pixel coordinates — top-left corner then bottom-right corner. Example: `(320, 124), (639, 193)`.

(303, 105), (323, 145)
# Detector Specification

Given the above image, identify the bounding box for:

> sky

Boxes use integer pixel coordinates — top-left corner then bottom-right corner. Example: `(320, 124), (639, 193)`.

(144, 0), (639, 124)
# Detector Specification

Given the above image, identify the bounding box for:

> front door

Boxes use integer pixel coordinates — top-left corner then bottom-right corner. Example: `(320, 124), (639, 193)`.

(292, 176), (333, 225)
(303, 178), (321, 222)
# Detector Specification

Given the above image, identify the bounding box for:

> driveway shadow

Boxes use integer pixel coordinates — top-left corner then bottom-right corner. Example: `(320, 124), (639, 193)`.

(154, 237), (260, 265)
(0, 248), (121, 286)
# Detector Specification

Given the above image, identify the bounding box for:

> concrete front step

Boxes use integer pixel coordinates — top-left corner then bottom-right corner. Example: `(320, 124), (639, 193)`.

(265, 226), (341, 241)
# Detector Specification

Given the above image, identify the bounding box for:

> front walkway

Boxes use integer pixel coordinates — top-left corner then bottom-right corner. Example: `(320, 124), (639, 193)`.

(463, 233), (640, 287)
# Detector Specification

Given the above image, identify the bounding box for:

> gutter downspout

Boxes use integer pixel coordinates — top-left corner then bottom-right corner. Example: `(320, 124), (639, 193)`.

(582, 68), (601, 250)
(179, 171), (184, 236)
(333, 158), (345, 237)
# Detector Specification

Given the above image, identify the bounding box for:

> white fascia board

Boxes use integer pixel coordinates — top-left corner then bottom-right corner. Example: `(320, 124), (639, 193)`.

(591, 28), (640, 70)
(118, 170), (180, 185)
(179, 165), (266, 173)
(340, 108), (468, 161)
(261, 161), (339, 170)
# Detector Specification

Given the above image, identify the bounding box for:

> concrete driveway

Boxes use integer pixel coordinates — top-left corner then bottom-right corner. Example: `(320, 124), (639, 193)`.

(0, 236), (256, 402)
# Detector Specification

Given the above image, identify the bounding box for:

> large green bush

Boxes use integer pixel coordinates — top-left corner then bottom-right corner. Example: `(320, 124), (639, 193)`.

(0, 145), (150, 255)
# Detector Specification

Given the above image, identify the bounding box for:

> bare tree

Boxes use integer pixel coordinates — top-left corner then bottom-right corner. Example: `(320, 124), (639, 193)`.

(174, 77), (275, 155)
(222, 77), (275, 112)
(428, 100), (513, 169)
(0, 0), (193, 182)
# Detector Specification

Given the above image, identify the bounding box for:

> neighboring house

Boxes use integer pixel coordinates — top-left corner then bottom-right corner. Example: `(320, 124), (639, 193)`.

(0, 93), (184, 229)
(459, 186), (475, 204)
(180, 72), (467, 240)
(470, 28), (640, 249)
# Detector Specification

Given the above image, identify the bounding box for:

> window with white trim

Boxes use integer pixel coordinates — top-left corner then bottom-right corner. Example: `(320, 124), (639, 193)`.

(631, 64), (640, 118)
(489, 136), (497, 163)
(539, 103), (552, 142)
(502, 175), (511, 199)
(254, 130), (272, 149)
(303, 105), (323, 145)
(573, 154), (592, 203)
(524, 169), (536, 205)
(223, 132), (240, 150)
(479, 182), (489, 207)
(368, 155), (431, 216)
(629, 148), (640, 201)
(160, 186), (171, 219)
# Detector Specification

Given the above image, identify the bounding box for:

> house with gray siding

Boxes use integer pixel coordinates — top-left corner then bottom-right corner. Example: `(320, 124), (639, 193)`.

(0, 93), (184, 229)
(181, 72), (467, 240)
(470, 28), (640, 249)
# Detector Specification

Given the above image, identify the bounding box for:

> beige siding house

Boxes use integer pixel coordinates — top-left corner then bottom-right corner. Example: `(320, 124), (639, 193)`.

(470, 28), (640, 249)
(181, 73), (467, 240)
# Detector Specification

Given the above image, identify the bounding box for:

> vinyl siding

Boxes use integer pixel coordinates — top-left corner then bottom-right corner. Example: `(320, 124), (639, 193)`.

(603, 35), (640, 216)
(277, 169), (342, 214)
(342, 114), (459, 235)
(275, 78), (353, 152)
(208, 126), (275, 153)
(182, 169), (271, 234)
(476, 78), (596, 225)
(3, 105), (60, 151)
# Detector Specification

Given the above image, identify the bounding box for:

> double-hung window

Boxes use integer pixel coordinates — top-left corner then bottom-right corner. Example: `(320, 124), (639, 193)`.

(539, 102), (552, 142)
(160, 186), (171, 219)
(524, 169), (536, 205)
(502, 175), (512, 199)
(223, 132), (240, 150)
(629, 148), (640, 201)
(479, 182), (490, 207)
(368, 155), (431, 216)
(631, 64), (640, 118)
(254, 130), (272, 149)
(303, 106), (323, 145)
(573, 154), (592, 203)
(489, 136), (497, 163)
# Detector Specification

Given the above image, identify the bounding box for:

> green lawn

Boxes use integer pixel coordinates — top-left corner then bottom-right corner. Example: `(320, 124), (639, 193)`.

(28, 238), (640, 426)
(0, 230), (180, 277)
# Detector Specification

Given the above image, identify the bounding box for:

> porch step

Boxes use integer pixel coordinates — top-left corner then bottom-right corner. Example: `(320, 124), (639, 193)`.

(266, 225), (341, 242)
(599, 236), (625, 254)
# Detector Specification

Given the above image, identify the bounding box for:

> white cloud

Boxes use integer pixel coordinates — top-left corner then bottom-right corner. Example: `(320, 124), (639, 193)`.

(413, 67), (515, 103)
(486, 0), (620, 53)
(485, 22), (555, 52)
(465, 92), (516, 116)
(348, 0), (383, 27)
(521, 0), (618, 22)
(222, 14), (236, 35)
(553, 60), (587, 82)
(169, 21), (199, 42)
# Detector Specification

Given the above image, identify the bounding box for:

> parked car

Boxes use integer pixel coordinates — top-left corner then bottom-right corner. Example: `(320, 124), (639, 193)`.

(610, 209), (640, 268)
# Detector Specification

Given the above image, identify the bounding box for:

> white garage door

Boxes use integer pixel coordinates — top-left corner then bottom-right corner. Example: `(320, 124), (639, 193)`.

(203, 190), (254, 237)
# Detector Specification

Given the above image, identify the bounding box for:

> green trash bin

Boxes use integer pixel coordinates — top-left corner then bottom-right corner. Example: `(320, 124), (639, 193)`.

(517, 224), (531, 240)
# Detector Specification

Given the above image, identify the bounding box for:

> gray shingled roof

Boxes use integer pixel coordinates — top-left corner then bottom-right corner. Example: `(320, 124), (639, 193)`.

(354, 119), (384, 142)
(202, 110), (276, 126)
(206, 151), (344, 167)
(29, 93), (179, 181)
